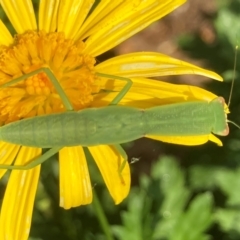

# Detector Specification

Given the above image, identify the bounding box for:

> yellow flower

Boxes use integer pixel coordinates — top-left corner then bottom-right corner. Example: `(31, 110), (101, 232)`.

(0, 0), (223, 239)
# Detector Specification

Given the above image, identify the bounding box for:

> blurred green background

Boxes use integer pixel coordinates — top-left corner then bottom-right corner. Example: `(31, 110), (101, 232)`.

(1, 0), (240, 239)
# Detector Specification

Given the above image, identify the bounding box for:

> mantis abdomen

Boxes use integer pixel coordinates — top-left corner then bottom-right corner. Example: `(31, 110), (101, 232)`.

(0, 97), (228, 148)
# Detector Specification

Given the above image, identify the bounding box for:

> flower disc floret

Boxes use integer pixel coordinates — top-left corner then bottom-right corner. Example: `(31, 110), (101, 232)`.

(0, 31), (100, 123)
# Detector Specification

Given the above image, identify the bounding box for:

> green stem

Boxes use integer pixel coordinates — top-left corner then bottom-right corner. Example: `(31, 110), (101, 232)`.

(92, 188), (114, 240)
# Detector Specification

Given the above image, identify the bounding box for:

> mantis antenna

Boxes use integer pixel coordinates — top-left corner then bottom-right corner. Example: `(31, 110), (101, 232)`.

(227, 45), (238, 107)
(227, 44), (240, 130)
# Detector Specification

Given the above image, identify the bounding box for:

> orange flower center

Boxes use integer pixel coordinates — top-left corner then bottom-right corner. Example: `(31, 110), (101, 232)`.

(0, 31), (100, 123)
(25, 73), (52, 96)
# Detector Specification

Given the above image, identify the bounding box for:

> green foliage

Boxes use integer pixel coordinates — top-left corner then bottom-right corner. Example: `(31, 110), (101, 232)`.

(112, 157), (213, 240)
(30, 154), (240, 240)
(190, 164), (240, 236)
(214, 0), (240, 83)
(215, 1), (240, 48)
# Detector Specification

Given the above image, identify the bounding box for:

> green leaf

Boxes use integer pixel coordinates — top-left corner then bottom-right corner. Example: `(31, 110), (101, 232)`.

(215, 208), (240, 234)
(215, 168), (240, 206)
(215, 8), (240, 47)
(169, 193), (213, 240)
(189, 165), (219, 190)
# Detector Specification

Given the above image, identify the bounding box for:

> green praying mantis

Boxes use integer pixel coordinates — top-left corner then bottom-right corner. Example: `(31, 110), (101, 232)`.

(0, 67), (231, 170)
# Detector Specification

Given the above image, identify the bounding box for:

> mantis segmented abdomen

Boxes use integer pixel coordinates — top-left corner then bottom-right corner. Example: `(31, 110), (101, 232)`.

(0, 97), (228, 148)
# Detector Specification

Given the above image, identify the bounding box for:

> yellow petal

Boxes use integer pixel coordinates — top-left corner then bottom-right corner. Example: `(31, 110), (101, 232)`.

(0, 0), (37, 33)
(0, 19), (13, 45)
(77, 0), (123, 39)
(39, 0), (59, 32)
(91, 77), (226, 147)
(93, 77), (220, 108)
(56, 0), (94, 39)
(0, 142), (21, 179)
(92, 91), (163, 108)
(209, 134), (223, 146)
(146, 134), (222, 146)
(59, 146), (92, 209)
(88, 145), (130, 204)
(95, 52), (223, 81)
(0, 146), (41, 240)
(84, 0), (186, 56)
